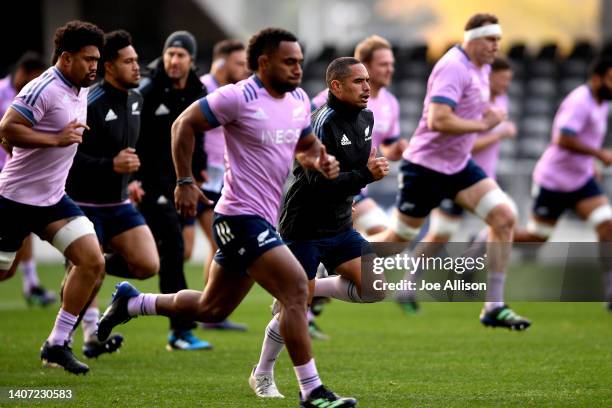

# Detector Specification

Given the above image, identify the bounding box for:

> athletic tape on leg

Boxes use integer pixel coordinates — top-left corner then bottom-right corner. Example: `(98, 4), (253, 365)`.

(355, 207), (389, 231)
(429, 212), (461, 237)
(587, 205), (612, 229)
(390, 214), (420, 241)
(51, 216), (96, 254)
(475, 189), (514, 220)
(526, 219), (554, 238)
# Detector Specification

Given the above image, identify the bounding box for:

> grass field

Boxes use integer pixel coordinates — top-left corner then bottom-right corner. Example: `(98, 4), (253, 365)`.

(0, 263), (611, 407)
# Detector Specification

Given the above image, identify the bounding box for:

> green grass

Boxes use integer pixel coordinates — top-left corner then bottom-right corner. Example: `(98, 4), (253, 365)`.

(0, 264), (611, 407)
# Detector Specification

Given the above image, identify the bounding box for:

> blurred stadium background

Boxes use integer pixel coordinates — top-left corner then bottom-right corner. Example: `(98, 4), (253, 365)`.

(4, 0), (612, 261)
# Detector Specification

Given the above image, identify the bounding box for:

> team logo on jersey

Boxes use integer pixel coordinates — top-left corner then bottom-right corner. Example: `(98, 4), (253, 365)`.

(364, 126), (371, 141)
(292, 105), (304, 120)
(132, 102), (140, 115)
(105, 109), (118, 121)
(154, 103), (170, 116)
(252, 108), (268, 120)
(257, 229), (277, 247)
(341, 134), (352, 146)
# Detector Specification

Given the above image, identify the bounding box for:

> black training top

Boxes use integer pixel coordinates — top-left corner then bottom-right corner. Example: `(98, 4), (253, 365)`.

(279, 92), (375, 240)
(66, 80), (143, 204)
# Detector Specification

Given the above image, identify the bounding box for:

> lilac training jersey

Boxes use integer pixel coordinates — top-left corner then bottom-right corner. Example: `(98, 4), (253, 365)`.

(0, 76), (16, 169)
(199, 75), (312, 226)
(200, 74), (224, 168)
(405, 46), (491, 174)
(471, 93), (509, 178)
(0, 67), (88, 206)
(533, 84), (609, 192)
(312, 87), (400, 148)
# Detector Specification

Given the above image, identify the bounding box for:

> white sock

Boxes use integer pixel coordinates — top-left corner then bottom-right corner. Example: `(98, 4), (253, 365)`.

(47, 309), (78, 346)
(21, 259), (39, 292)
(314, 276), (363, 303)
(82, 307), (99, 343)
(485, 271), (506, 311)
(294, 358), (322, 400)
(254, 314), (284, 375)
(127, 293), (158, 316)
(306, 308), (315, 324)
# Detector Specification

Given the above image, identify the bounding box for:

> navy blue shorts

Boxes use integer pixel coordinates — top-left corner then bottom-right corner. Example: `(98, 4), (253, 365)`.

(285, 229), (371, 280)
(181, 189), (222, 227)
(80, 203), (146, 247)
(439, 198), (465, 217)
(396, 159), (487, 218)
(0, 194), (84, 252)
(212, 213), (284, 274)
(533, 177), (604, 221)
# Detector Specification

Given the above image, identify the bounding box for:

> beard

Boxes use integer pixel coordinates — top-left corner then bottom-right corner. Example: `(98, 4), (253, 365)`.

(597, 86), (612, 101)
(269, 76), (299, 94)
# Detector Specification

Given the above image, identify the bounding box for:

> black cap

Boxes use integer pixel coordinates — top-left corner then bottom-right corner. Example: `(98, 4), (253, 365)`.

(163, 30), (197, 59)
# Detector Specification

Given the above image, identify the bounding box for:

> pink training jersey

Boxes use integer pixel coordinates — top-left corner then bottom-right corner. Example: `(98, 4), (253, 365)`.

(533, 84), (609, 192)
(405, 46), (491, 174)
(199, 75), (312, 226)
(0, 67), (88, 206)
(471, 93), (509, 178)
(0, 76), (16, 169)
(312, 87), (400, 148)
(200, 73), (224, 167)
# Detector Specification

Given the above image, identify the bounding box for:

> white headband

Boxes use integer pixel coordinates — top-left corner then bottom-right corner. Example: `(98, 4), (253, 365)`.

(464, 24), (502, 42)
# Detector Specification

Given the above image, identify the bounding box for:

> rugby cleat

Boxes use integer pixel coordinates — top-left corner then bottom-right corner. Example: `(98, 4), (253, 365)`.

(25, 286), (57, 307)
(310, 297), (330, 316)
(83, 333), (124, 359)
(397, 298), (420, 314)
(98, 281), (140, 342)
(300, 385), (357, 408)
(248, 365), (285, 398)
(40, 341), (89, 375)
(308, 321), (330, 341)
(480, 304), (531, 331)
(200, 319), (248, 331)
(166, 330), (212, 351)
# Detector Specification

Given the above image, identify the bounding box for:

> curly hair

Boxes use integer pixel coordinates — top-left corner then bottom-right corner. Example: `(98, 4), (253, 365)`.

(247, 27), (298, 71)
(52, 20), (104, 64)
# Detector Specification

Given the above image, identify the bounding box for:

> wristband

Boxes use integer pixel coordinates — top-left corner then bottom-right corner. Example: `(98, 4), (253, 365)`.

(176, 176), (193, 186)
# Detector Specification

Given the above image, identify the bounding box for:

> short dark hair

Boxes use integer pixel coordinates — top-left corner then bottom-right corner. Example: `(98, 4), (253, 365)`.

(491, 57), (512, 72)
(102, 30), (133, 63)
(15, 52), (46, 73)
(213, 39), (245, 61)
(326, 57), (362, 88)
(247, 28), (298, 71)
(590, 57), (612, 77)
(52, 20), (105, 64)
(465, 13), (499, 30)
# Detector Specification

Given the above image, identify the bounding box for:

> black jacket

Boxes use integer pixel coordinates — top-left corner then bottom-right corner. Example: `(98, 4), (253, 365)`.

(279, 92), (375, 240)
(135, 58), (206, 199)
(66, 80), (142, 204)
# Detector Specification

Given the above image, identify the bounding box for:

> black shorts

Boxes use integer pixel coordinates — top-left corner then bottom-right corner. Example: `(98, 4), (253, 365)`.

(181, 189), (222, 227)
(0, 194), (84, 252)
(212, 213), (284, 274)
(79, 203), (146, 247)
(533, 177), (604, 221)
(396, 159), (487, 218)
(439, 198), (465, 217)
(285, 228), (371, 280)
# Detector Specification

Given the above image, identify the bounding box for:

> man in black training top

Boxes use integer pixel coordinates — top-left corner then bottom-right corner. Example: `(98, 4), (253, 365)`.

(249, 57), (389, 400)
(65, 29), (159, 358)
